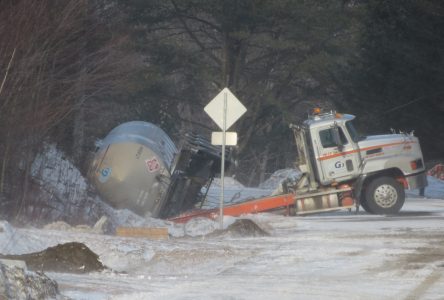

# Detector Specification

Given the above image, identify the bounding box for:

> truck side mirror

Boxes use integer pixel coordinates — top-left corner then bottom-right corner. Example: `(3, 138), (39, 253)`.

(332, 124), (344, 151)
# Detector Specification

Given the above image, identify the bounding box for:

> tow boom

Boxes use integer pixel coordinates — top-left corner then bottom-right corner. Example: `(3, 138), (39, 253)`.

(168, 186), (355, 223)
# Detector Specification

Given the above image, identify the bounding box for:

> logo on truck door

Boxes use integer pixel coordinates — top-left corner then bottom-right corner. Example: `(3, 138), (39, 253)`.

(334, 161), (345, 169)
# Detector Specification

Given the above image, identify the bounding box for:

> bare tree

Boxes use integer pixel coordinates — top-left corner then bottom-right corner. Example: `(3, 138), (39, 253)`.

(0, 0), (138, 217)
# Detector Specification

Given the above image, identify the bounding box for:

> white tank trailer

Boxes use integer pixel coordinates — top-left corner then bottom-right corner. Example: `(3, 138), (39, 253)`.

(88, 121), (227, 218)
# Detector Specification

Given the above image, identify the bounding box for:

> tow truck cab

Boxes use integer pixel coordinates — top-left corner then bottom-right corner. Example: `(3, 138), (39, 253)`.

(293, 110), (428, 214)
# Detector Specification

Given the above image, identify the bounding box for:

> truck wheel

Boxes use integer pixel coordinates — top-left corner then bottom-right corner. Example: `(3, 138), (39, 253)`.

(364, 176), (405, 214)
(359, 197), (374, 214)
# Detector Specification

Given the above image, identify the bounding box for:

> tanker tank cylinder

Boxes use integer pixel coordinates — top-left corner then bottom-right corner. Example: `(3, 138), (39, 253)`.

(88, 121), (178, 218)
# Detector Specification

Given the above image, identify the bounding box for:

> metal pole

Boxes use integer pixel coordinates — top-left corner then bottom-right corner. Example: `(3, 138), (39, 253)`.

(219, 91), (227, 229)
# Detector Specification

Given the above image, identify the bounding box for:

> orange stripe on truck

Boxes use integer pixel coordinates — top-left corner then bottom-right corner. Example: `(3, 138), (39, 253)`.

(318, 141), (416, 161)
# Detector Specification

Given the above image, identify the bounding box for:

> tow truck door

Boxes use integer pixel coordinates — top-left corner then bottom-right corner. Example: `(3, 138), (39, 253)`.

(312, 124), (360, 184)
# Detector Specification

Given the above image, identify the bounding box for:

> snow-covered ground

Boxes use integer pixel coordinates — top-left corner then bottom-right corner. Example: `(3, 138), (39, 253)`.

(1, 176), (444, 299)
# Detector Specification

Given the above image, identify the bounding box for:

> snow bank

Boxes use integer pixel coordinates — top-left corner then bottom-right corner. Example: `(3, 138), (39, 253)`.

(203, 178), (272, 209)
(29, 143), (102, 226)
(0, 263), (61, 299)
(421, 176), (444, 199)
(258, 168), (301, 190)
(31, 144), (88, 203)
(0, 221), (47, 255)
(407, 176), (444, 199)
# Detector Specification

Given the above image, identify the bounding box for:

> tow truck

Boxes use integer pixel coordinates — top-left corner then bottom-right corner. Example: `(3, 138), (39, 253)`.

(168, 109), (428, 222)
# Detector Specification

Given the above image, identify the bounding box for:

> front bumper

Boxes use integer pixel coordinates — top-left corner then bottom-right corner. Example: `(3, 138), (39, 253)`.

(406, 171), (428, 190)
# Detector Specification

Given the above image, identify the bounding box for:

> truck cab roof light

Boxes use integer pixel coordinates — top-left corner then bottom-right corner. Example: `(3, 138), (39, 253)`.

(313, 107), (321, 115)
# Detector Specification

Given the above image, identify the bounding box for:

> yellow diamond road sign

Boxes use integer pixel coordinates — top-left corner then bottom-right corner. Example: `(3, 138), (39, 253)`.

(204, 87), (247, 131)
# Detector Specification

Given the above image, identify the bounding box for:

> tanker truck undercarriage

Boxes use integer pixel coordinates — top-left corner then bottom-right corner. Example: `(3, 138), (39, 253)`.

(156, 133), (228, 219)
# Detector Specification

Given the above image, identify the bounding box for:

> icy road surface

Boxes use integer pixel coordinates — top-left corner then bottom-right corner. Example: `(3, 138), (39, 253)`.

(2, 196), (444, 299)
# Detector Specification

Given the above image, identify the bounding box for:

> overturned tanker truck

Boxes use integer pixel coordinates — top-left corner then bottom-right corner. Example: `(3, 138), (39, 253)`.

(89, 109), (428, 221)
(88, 121), (228, 219)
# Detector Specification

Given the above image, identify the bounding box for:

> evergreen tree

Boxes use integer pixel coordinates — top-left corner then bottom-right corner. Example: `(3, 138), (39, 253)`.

(119, 0), (356, 184)
(343, 0), (444, 160)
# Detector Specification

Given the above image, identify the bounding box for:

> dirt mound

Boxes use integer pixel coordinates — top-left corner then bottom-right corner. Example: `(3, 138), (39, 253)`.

(212, 219), (269, 237)
(0, 242), (106, 274)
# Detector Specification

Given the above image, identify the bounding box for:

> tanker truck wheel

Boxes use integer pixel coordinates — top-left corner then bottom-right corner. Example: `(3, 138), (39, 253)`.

(364, 176), (405, 214)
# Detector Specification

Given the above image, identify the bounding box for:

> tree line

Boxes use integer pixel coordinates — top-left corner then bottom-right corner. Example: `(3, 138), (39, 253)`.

(0, 0), (443, 220)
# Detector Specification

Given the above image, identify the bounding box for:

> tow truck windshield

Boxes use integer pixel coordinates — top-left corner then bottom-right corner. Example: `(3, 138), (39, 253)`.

(346, 121), (366, 143)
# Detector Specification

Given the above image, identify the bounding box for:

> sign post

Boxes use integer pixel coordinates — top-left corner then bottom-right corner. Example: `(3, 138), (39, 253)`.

(220, 91), (227, 230)
(204, 88), (246, 229)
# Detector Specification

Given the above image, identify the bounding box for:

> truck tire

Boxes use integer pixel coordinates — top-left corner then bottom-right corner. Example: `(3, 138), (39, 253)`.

(364, 176), (405, 214)
(359, 197), (374, 214)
